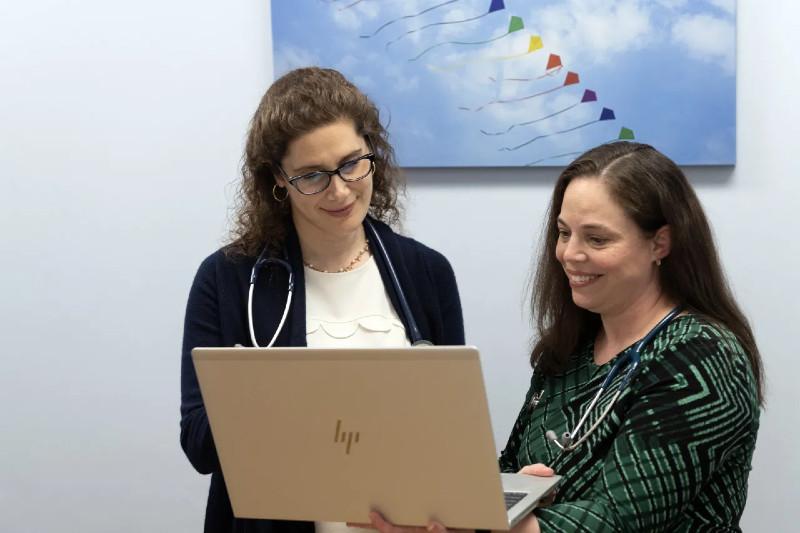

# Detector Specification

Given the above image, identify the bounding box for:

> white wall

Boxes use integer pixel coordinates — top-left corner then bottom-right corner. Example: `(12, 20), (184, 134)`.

(1, 1), (797, 531)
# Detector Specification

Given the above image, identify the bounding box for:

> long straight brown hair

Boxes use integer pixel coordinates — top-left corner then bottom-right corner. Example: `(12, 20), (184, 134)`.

(530, 142), (764, 404)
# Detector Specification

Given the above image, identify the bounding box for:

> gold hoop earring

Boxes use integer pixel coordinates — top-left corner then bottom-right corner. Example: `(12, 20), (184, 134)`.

(272, 184), (288, 202)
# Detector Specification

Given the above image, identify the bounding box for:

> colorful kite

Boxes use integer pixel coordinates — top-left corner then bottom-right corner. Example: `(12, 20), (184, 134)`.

(383, 0), (506, 49)
(408, 15), (524, 62)
(492, 35), (543, 60)
(481, 89), (597, 136)
(500, 107), (616, 151)
(460, 70), (579, 112)
(617, 127), (635, 140)
(430, 35), (542, 71)
(527, 128), (635, 165)
(489, 53), (562, 82)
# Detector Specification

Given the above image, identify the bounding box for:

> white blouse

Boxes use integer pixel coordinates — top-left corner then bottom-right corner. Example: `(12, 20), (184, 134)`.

(304, 256), (410, 349)
(305, 255), (409, 533)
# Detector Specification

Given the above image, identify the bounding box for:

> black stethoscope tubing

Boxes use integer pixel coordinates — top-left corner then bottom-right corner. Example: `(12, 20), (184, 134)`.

(537, 305), (683, 457)
(363, 218), (431, 346)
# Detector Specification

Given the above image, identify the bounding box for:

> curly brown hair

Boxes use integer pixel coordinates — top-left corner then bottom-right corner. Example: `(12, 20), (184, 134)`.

(529, 142), (764, 404)
(226, 67), (404, 257)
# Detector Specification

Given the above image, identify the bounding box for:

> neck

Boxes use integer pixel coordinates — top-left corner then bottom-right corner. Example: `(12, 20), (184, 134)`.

(595, 291), (677, 364)
(294, 217), (367, 272)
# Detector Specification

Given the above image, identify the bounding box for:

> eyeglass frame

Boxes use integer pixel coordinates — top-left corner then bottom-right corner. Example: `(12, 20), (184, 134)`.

(277, 152), (376, 196)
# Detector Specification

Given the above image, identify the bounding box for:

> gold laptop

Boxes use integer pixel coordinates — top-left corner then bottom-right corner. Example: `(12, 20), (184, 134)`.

(191, 346), (560, 530)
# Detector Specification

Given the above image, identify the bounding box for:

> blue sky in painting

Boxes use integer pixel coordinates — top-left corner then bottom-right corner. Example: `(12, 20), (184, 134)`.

(272, 0), (735, 166)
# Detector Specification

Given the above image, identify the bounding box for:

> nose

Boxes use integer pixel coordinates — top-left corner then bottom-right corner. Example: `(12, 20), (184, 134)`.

(326, 173), (350, 199)
(561, 236), (588, 264)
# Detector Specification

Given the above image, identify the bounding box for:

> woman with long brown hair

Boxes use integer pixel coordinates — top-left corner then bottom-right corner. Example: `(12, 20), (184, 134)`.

(495, 141), (763, 532)
(180, 67), (464, 533)
(367, 142), (762, 533)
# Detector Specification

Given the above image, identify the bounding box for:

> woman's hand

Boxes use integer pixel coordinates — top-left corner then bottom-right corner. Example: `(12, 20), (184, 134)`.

(348, 511), (458, 533)
(508, 466), (553, 533)
(518, 463), (556, 510)
(348, 466), (556, 533)
(510, 512), (541, 533)
(518, 463), (554, 477)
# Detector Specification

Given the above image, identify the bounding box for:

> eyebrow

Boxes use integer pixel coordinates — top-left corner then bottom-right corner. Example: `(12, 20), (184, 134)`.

(556, 217), (614, 232)
(291, 148), (366, 175)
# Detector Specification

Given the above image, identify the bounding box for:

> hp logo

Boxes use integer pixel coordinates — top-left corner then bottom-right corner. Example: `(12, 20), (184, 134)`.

(333, 419), (360, 454)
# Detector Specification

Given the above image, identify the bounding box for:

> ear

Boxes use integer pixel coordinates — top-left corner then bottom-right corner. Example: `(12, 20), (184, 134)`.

(273, 170), (288, 188)
(651, 225), (672, 262)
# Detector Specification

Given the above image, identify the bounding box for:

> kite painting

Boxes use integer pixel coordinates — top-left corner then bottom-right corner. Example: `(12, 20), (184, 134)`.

(272, 0), (736, 166)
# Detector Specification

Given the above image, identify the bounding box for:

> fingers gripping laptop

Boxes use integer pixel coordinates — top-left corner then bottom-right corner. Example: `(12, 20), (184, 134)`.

(192, 346), (561, 530)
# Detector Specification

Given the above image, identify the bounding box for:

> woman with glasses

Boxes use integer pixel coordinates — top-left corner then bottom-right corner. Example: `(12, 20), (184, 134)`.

(180, 67), (465, 533)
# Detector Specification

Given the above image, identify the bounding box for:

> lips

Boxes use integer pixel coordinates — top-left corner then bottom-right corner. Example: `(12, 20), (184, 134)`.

(321, 202), (354, 218)
(566, 271), (601, 287)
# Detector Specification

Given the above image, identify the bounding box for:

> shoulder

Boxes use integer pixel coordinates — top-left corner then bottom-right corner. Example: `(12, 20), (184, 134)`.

(397, 234), (453, 273)
(645, 314), (759, 410)
(374, 221), (454, 278)
(659, 314), (748, 365)
(204, 245), (257, 268)
(191, 246), (255, 287)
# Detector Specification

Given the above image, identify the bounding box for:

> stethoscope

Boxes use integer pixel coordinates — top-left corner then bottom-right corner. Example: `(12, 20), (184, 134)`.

(246, 217), (432, 348)
(541, 305), (683, 454)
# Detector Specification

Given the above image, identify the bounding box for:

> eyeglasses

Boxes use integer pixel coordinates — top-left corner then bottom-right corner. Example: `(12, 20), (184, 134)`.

(280, 153), (376, 195)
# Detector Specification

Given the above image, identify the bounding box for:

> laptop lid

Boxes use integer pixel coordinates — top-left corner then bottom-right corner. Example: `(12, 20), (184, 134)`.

(192, 346), (550, 530)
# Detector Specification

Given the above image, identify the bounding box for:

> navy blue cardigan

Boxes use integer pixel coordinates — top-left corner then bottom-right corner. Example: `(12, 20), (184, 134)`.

(180, 219), (465, 533)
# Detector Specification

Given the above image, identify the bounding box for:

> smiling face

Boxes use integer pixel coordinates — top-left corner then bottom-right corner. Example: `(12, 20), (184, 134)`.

(555, 176), (668, 318)
(277, 119), (373, 245)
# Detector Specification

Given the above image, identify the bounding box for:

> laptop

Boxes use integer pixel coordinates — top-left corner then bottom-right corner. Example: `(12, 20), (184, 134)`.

(191, 346), (561, 530)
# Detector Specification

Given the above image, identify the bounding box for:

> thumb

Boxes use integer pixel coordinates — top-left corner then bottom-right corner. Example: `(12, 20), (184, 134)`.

(518, 463), (555, 477)
(427, 521), (446, 533)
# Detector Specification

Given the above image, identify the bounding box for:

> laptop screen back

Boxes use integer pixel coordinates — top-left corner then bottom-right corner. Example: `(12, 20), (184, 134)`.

(192, 346), (510, 529)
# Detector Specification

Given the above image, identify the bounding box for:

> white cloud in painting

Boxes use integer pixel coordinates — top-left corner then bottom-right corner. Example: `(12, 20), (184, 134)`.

(333, 53), (375, 89)
(339, 50), (419, 94)
(334, 54), (360, 72)
(707, 0), (735, 15)
(329, 0), (380, 31)
(331, 8), (359, 31)
(379, 0), (494, 44)
(274, 45), (320, 77)
(651, 0), (689, 9)
(431, 6), (476, 41)
(352, 74), (375, 90)
(534, 0), (655, 66)
(334, 0), (428, 35)
(383, 63), (421, 93)
(671, 13), (735, 73)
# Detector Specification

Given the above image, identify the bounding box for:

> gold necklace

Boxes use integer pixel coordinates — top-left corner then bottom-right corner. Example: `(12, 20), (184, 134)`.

(303, 240), (370, 273)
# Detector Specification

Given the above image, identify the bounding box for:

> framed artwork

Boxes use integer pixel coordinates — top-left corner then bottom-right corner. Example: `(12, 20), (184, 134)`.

(272, 1), (735, 166)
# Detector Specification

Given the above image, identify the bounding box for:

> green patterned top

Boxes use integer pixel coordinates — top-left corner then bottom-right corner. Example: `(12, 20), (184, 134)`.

(499, 314), (760, 532)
